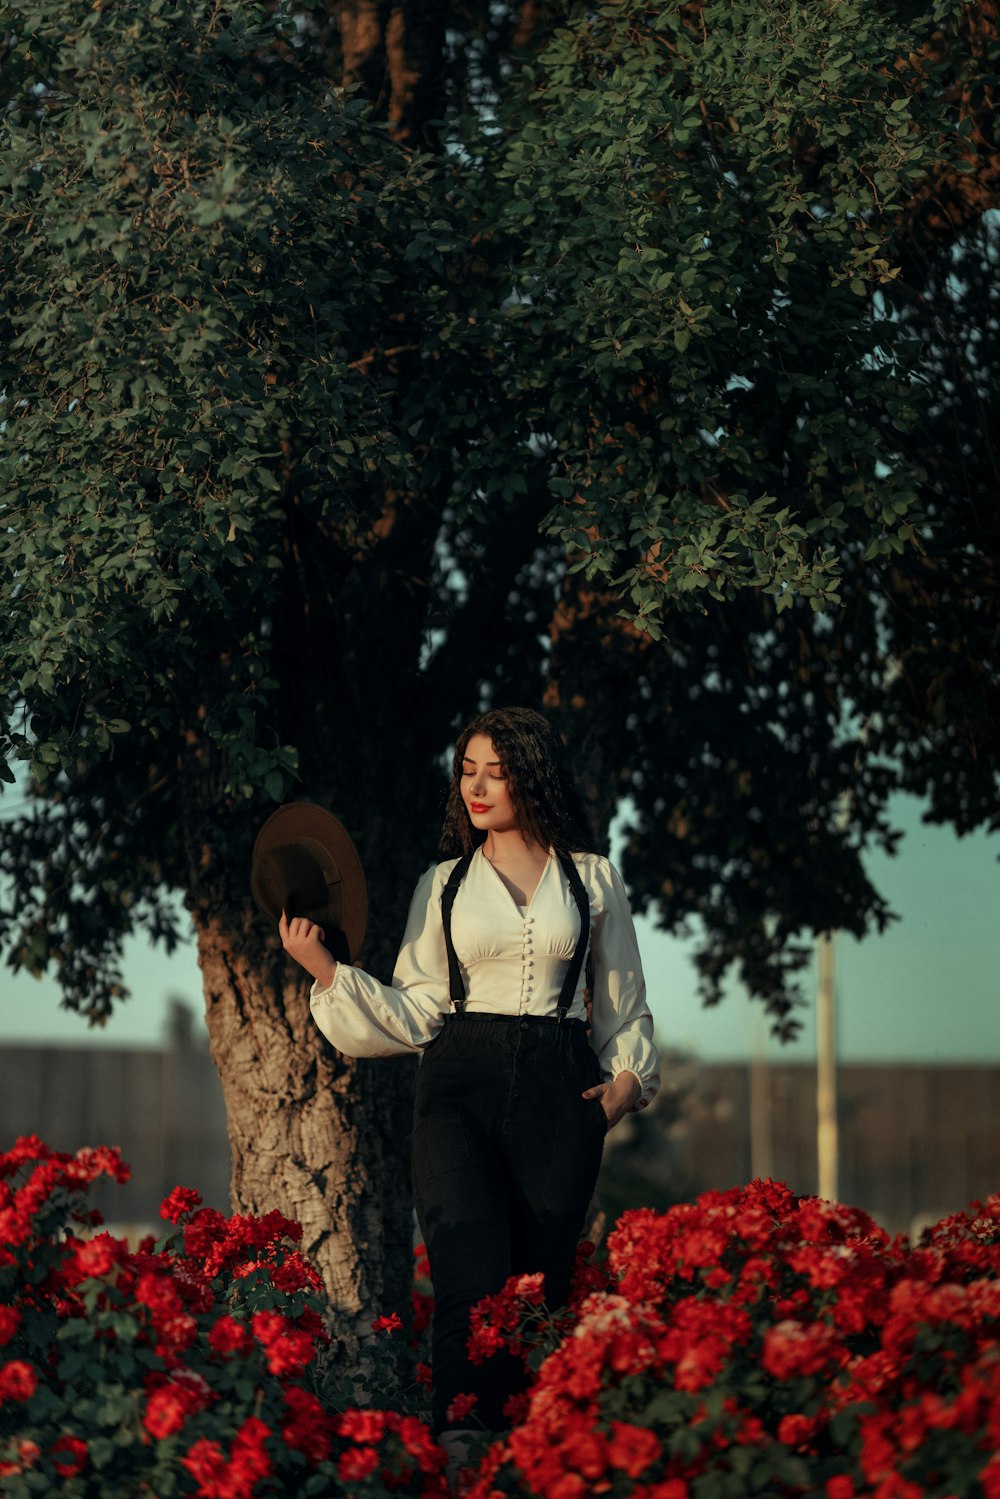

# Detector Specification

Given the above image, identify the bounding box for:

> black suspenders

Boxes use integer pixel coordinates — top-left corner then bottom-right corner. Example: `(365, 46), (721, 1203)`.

(440, 852), (474, 1013)
(558, 854), (592, 1020)
(440, 850), (591, 1021)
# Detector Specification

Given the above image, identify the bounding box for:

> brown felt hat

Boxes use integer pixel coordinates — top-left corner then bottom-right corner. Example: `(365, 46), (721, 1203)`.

(250, 803), (368, 963)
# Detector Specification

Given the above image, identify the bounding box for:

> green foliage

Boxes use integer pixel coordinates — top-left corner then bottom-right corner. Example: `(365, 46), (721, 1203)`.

(0, 0), (463, 1013)
(0, 0), (438, 794)
(482, 0), (969, 634)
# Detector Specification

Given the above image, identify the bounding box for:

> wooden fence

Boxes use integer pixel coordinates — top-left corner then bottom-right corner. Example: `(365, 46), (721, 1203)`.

(620, 1057), (1000, 1236)
(2, 1040), (997, 1238)
(1, 1040), (231, 1227)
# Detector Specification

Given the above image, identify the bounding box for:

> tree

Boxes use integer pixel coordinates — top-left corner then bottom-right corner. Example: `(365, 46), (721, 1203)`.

(1, 0), (997, 1342)
(0, 0), (458, 1346)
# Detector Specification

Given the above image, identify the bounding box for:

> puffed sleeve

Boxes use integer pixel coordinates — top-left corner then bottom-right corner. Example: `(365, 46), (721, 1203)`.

(588, 857), (660, 1109)
(308, 861), (454, 1057)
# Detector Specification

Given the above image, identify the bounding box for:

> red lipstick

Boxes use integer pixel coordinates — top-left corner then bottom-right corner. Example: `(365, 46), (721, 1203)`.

(470, 802), (491, 813)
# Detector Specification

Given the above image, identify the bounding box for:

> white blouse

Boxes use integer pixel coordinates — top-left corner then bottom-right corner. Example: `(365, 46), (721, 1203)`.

(309, 848), (660, 1108)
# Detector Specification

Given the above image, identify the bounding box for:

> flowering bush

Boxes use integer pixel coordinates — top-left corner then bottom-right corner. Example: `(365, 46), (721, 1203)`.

(4, 1139), (998, 1498)
(462, 1180), (1000, 1499)
(0, 1136), (446, 1498)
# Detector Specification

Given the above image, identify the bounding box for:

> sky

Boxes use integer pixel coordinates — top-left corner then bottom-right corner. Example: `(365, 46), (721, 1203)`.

(2, 791), (998, 1065)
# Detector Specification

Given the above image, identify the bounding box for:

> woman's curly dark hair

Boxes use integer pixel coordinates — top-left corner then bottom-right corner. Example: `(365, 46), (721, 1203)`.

(438, 707), (600, 858)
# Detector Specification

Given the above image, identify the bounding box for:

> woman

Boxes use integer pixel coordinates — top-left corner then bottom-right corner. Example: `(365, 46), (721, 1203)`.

(279, 707), (659, 1453)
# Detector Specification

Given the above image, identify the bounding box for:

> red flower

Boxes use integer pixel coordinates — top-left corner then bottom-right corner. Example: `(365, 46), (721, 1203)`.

(134, 1269), (198, 1360)
(778, 1413), (817, 1450)
(135, 1268), (184, 1316)
(607, 1420), (660, 1477)
(338, 1446), (380, 1481)
(175, 1263), (213, 1316)
(396, 1413), (444, 1470)
(296, 1307), (328, 1341)
(568, 1239), (612, 1306)
(416, 1361), (433, 1389)
(0, 1205), (31, 1256)
(182, 1207), (229, 1262)
(192, 1208), (302, 1281)
(372, 1311), (403, 1334)
(657, 1297), (751, 1392)
(412, 1286), (434, 1336)
(981, 1456), (1000, 1499)
(251, 1311), (315, 1378)
(182, 1436), (227, 1494)
(182, 1416), (271, 1499)
(761, 1320), (839, 1380)
(160, 1186), (204, 1224)
(74, 1145), (131, 1186)
(143, 1372), (214, 1441)
(270, 1250), (321, 1294)
(446, 1391), (478, 1424)
(0, 1135), (50, 1176)
(735, 1411), (767, 1446)
(65, 1232), (126, 1283)
(502, 1391), (530, 1425)
(0, 1438), (40, 1478)
(208, 1316), (254, 1358)
(826, 1479), (856, 1499)
(467, 1272), (545, 1365)
(859, 1412), (897, 1483)
(0, 1359), (38, 1402)
(871, 1479), (924, 1499)
(507, 1404), (612, 1492)
(282, 1386), (332, 1465)
(0, 1307), (20, 1346)
(51, 1436), (88, 1477)
(336, 1409), (390, 1443)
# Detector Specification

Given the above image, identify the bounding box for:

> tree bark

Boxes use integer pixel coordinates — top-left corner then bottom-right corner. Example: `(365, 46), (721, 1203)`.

(340, 0), (391, 111)
(384, 2), (448, 147)
(188, 892), (417, 1355)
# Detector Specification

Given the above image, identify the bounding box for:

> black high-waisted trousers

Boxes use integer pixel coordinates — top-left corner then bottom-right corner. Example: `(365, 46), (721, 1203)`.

(411, 1012), (608, 1435)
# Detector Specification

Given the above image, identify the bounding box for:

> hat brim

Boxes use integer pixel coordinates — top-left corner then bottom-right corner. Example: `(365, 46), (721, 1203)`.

(251, 803), (368, 963)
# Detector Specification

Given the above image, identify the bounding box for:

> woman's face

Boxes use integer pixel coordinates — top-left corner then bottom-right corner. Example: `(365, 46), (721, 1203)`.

(460, 734), (518, 835)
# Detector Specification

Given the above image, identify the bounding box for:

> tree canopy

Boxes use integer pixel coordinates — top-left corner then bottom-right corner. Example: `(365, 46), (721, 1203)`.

(2, 0), (995, 1024)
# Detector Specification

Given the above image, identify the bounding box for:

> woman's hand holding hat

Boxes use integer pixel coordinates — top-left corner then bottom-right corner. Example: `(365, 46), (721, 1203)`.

(279, 912), (338, 991)
(251, 803), (368, 965)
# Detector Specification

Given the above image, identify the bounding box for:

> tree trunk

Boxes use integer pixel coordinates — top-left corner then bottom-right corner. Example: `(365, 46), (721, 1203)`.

(189, 894), (417, 1355)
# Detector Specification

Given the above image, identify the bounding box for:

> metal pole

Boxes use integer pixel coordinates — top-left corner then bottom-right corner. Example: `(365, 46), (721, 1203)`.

(816, 931), (838, 1201)
(749, 1013), (773, 1181)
